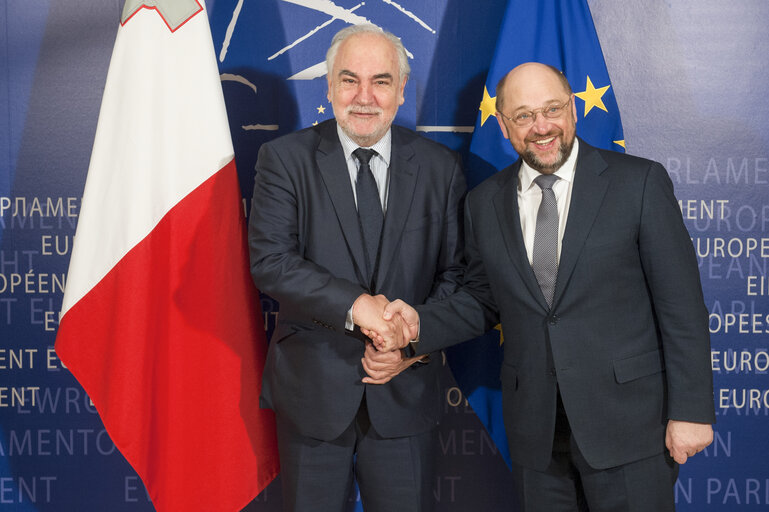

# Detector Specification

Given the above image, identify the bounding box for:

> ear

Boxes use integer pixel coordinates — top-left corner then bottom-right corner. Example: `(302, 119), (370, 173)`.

(397, 76), (407, 106)
(495, 112), (511, 140)
(570, 93), (578, 125)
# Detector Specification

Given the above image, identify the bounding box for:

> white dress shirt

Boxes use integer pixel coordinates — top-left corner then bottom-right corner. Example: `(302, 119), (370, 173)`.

(517, 138), (580, 265)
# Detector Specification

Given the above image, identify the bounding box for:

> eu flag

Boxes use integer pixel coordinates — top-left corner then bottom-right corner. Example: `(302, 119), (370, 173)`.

(447, 0), (626, 468)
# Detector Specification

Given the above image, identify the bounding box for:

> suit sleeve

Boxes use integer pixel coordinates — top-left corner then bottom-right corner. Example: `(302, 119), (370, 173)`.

(639, 162), (715, 423)
(424, 154), (467, 303)
(416, 191), (500, 355)
(248, 142), (365, 331)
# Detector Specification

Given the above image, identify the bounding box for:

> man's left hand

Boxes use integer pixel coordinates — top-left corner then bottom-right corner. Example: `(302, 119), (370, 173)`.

(361, 342), (424, 384)
(665, 419), (714, 464)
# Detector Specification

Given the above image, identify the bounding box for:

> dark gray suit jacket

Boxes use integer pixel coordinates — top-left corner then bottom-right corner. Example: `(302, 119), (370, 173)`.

(417, 139), (715, 471)
(248, 119), (466, 441)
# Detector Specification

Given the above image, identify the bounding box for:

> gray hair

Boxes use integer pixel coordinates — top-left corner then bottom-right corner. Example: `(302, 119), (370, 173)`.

(326, 24), (410, 82)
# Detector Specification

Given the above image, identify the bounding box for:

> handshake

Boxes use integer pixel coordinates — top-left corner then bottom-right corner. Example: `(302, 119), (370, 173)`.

(352, 294), (422, 384)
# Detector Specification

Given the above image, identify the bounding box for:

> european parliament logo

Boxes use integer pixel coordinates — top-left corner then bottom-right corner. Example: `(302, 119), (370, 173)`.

(209, 0), (441, 134)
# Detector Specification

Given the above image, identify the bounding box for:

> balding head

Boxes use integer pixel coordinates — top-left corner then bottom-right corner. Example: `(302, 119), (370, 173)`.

(495, 63), (572, 113)
(493, 62), (577, 174)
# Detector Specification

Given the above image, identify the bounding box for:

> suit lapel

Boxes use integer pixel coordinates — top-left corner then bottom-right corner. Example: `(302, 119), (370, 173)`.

(315, 121), (368, 282)
(492, 163), (550, 310)
(374, 129), (418, 291)
(553, 141), (609, 307)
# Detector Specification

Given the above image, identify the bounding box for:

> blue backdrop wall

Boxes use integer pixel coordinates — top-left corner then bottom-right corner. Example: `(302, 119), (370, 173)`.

(1, 0), (767, 510)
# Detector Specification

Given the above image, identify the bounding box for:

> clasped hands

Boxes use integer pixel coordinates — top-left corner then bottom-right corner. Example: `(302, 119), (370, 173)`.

(352, 294), (420, 384)
(352, 294), (418, 351)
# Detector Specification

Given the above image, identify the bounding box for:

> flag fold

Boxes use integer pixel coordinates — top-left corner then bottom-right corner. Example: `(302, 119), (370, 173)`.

(55, 3), (279, 510)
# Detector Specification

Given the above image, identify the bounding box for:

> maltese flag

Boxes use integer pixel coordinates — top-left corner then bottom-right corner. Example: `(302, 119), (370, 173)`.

(55, 2), (279, 510)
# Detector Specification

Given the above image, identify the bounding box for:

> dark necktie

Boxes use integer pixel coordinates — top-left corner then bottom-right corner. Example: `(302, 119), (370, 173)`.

(532, 174), (560, 307)
(353, 148), (383, 280)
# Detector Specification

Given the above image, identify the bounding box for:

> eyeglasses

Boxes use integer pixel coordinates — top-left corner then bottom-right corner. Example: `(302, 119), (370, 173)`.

(498, 97), (572, 127)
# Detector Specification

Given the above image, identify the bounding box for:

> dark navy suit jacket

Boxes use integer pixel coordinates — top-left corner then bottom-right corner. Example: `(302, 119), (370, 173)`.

(248, 119), (466, 441)
(417, 139), (715, 471)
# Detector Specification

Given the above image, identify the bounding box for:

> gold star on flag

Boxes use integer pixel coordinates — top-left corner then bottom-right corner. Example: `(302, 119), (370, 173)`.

(574, 76), (611, 116)
(317, 105), (326, 114)
(614, 140), (626, 149)
(312, 121), (318, 126)
(479, 86), (497, 126)
(494, 324), (504, 346)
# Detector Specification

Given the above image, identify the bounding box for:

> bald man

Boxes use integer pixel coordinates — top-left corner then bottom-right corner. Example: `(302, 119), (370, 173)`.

(370, 63), (715, 511)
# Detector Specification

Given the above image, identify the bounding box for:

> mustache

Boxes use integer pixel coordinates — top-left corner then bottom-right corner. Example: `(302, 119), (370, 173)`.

(525, 130), (561, 143)
(346, 105), (382, 115)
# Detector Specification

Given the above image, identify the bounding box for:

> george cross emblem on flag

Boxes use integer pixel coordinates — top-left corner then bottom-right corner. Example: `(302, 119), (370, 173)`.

(121, 0), (203, 32)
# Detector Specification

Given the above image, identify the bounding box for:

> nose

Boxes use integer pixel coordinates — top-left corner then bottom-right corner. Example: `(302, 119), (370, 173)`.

(531, 112), (551, 133)
(355, 83), (373, 104)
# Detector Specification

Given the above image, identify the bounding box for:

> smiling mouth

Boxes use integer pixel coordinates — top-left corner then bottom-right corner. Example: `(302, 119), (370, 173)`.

(531, 136), (557, 148)
(348, 106), (382, 117)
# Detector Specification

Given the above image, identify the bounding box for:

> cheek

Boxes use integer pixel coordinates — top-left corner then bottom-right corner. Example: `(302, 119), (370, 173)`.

(333, 86), (355, 106)
(561, 122), (576, 141)
(375, 91), (399, 109)
(510, 128), (529, 147)
(555, 119), (572, 134)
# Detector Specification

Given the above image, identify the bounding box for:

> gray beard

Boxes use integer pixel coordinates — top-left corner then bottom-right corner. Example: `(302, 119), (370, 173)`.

(522, 137), (575, 174)
(338, 107), (398, 147)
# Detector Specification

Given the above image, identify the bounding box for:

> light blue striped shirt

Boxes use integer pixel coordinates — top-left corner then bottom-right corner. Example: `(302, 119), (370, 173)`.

(336, 124), (391, 213)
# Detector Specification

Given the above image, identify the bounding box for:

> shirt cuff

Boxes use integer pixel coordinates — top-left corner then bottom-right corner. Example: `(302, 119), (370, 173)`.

(345, 306), (355, 331)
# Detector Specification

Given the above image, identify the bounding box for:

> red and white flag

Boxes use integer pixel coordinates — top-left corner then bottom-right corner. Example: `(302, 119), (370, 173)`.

(55, 2), (279, 510)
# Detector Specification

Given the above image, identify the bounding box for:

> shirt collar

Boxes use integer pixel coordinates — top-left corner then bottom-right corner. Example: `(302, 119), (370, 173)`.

(336, 123), (392, 167)
(519, 137), (580, 192)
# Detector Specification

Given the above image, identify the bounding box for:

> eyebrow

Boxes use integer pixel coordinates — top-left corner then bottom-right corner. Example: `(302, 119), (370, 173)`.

(337, 70), (393, 81)
(338, 70), (358, 79)
(513, 99), (567, 111)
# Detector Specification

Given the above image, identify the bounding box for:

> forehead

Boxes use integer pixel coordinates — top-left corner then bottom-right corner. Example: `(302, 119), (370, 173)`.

(505, 67), (568, 109)
(332, 33), (399, 75)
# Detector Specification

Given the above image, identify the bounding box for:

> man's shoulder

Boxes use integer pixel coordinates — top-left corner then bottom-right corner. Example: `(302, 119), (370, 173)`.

(391, 124), (459, 162)
(578, 140), (674, 197)
(581, 139), (660, 172)
(472, 160), (518, 194)
(262, 119), (333, 153)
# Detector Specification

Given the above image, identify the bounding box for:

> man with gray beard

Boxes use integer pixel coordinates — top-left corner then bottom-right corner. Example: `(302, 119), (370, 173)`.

(370, 62), (715, 511)
(248, 24), (466, 512)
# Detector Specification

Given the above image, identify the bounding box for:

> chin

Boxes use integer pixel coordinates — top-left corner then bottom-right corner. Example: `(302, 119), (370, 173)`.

(523, 139), (574, 174)
(522, 152), (562, 174)
(351, 126), (388, 146)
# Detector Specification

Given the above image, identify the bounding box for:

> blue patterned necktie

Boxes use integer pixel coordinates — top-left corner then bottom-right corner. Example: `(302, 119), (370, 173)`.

(532, 174), (560, 307)
(353, 148), (383, 281)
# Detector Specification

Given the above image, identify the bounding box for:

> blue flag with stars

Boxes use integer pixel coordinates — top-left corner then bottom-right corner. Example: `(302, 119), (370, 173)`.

(447, 0), (625, 468)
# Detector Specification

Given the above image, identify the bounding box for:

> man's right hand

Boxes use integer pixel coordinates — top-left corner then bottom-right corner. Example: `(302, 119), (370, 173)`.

(362, 299), (420, 351)
(352, 294), (407, 351)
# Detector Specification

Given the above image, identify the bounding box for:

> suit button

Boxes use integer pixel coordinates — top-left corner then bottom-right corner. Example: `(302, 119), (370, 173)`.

(548, 315), (558, 325)
(550, 368), (557, 376)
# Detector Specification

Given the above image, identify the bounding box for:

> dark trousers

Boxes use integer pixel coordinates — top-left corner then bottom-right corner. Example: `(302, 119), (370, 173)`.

(276, 395), (435, 512)
(511, 392), (679, 512)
